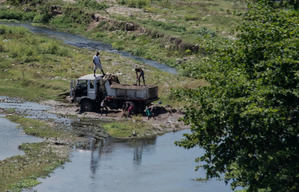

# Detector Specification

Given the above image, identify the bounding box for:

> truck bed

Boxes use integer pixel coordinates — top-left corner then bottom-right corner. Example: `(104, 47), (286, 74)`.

(109, 83), (158, 100)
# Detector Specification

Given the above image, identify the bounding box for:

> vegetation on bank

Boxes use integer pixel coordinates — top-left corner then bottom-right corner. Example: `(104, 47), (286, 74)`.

(0, 142), (69, 192)
(6, 114), (73, 139)
(0, 113), (77, 192)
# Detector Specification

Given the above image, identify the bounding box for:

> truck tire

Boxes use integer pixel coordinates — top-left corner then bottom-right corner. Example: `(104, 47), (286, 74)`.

(134, 101), (146, 114)
(80, 99), (94, 112)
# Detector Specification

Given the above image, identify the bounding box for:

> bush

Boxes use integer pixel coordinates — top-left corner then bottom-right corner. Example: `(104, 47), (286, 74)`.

(22, 12), (37, 21)
(76, 0), (108, 10)
(117, 0), (149, 8)
(0, 42), (4, 52)
(0, 9), (23, 20)
(189, 27), (216, 37)
(184, 14), (199, 21)
(32, 14), (49, 23)
(7, 0), (43, 5)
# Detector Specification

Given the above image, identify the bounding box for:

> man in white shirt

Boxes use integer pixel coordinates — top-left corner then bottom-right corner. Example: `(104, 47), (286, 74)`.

(93, 51), (105, 76)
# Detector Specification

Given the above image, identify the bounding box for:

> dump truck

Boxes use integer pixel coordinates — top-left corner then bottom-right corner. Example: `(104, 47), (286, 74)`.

(70, 74), (159, 113)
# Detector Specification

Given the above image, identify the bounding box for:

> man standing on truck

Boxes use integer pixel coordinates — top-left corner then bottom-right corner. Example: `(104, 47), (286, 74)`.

(93, 51), (105, 77)
(135, 65), (145, 86)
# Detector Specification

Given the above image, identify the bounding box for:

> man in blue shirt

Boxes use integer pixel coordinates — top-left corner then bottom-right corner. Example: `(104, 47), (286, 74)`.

(93, 51), (105, 76)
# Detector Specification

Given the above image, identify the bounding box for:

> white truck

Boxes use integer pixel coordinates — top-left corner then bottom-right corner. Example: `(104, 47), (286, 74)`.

(70, 74), (159, 113)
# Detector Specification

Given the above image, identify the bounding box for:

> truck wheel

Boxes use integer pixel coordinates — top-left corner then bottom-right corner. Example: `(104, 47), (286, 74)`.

(134, 101), (146, 114)
(80, 99), (94, 112)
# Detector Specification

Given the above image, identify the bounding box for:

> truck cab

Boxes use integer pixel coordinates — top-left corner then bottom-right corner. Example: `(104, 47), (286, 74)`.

(71, 74), (106, 111)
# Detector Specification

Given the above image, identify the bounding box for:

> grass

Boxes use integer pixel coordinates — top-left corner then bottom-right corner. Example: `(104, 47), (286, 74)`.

(0, 142), (69, 192)
(0, 112), (85, 192)
(6, 114), (73, 139)
(102, 116), (153, 138)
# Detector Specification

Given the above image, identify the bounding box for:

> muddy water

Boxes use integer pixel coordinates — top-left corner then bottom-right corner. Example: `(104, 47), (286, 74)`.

(0, 115), (43, 160)
(0, 22), (177, 74)
(30, 130), (231, 192)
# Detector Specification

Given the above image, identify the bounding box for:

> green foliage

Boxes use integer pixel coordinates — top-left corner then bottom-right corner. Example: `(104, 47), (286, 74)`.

(75, 0), (108, 10)
(188, 27), (216, 37)
(10, 178), (40, 192)
(7, 0), (43, 6)
(6, 115), (72, 138)
(32, 13), (49, 23)
(142, 19), (186, 33)
(102, 118), (151, 138)
(0, 142), (69, 192)
(0, 9), (23, 20)
(117, 0), (150, 8)
(175, 1), (298, 192)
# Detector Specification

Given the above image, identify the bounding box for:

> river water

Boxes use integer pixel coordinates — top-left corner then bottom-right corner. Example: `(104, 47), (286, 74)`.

(0, 22), (177, 74)
(0, 115), (42, 160)
(28, 130), (231, 192)
(0, 97), (231, 191)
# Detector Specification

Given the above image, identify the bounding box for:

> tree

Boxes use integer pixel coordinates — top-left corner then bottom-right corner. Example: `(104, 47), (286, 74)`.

(175, 1), (298, 191)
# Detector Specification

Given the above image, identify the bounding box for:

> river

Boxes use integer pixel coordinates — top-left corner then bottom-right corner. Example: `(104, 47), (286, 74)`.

(0, 22), (177, 74)
(28, 130), (231, 192)
(0, 115), (42, 161)
(0, 93), (231, 192)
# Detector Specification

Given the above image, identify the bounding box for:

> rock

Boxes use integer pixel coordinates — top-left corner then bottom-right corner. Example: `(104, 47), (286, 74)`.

(125, 22), (135, 31)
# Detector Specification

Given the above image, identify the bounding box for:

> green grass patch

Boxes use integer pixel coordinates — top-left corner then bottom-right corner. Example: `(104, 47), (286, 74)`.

(102, 117), (152, 138)
(6, 115), (71, 139)
(0, 142), (69, 192)
(117, 0), (150, 8)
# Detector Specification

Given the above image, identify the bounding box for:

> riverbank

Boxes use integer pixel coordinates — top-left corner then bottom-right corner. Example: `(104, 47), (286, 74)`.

(42, 99), (188, 138)
(0, 109), (88, 192)
(0, 96), (188, 191)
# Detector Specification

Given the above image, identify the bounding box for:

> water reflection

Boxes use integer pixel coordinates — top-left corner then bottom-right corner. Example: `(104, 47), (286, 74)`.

(32, 130), (232, 192)
(133, 141), (143, 165)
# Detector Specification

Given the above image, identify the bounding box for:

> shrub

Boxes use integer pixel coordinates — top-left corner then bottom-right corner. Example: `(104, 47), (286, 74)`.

(184, 14), (199, 21)
(189, 27), (216, 37)
(7, 0), (43, 5)
(22, 12), (37, 21)
(32, 14), (49, 23)
(76, 0), (108, 10)
(0, 9), (23, 20)
(0, 42), (4, 52)
(117, 0), (149, 8)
